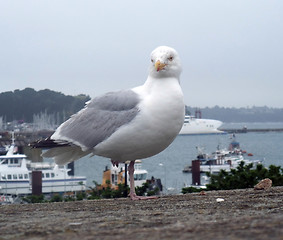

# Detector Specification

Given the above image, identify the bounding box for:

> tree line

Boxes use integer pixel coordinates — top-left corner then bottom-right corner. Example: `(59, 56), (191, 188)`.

(0, 88), (90, 123)
(0, 88), (282, 124)
(186, 105), (283, 122)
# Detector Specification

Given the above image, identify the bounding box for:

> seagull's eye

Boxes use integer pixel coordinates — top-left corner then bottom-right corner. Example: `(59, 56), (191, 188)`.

(168, 56), (174, 61)
(151, 59), (154, 63)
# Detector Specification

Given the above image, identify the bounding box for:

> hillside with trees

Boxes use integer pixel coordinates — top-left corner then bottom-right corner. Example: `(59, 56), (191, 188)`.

(0, 88), (90, 123)
(0, 88), (282, 126)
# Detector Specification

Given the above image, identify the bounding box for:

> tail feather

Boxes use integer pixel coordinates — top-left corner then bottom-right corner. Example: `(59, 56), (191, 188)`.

(30, 137), (71, 149)
(42, 146), (91, 165)
(31, 137), (91, 165)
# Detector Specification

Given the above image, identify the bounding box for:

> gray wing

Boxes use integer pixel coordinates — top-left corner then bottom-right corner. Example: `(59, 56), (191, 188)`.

(52, 90), (140, 150)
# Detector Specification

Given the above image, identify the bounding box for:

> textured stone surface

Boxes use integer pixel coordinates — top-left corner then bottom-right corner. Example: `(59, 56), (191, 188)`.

(0, 187), (283, 240)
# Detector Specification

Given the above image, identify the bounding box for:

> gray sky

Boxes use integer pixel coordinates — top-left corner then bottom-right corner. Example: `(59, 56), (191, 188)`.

(1, 0), (283, 108)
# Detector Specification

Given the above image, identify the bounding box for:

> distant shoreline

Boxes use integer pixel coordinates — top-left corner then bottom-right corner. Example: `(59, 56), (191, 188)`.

(220, 128), (283, 133)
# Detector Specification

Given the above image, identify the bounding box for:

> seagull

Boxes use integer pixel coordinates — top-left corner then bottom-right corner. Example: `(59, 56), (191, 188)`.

(35, 46), (185, 200)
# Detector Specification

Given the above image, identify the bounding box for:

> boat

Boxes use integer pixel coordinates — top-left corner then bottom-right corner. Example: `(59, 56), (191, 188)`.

(100, 160), (163, 194)
(179, 115), (224, 135)
(0, 138), (87, 197)
(101, 160), (148, 189)
(183, 134), (262, 173)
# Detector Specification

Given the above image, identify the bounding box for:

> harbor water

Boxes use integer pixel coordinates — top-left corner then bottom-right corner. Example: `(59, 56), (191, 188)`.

(74, 123), (283, 194)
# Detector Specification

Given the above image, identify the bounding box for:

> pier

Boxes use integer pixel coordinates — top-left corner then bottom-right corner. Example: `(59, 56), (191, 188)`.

(220, 128), (283, 133)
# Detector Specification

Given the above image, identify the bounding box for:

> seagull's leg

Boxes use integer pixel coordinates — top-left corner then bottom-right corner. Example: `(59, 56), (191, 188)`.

(128, 160), (158, 200)
(128, 160), (139, 200)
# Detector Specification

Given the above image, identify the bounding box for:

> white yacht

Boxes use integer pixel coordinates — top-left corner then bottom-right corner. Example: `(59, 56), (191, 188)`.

(179, 115), (223, 135)
(0, 141), (86, 197)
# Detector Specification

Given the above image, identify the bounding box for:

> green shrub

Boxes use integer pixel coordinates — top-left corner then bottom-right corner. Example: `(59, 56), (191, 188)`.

(206, 162), (283, 191)
(22, 194), (45, 203)
(181, 187), (203, 194)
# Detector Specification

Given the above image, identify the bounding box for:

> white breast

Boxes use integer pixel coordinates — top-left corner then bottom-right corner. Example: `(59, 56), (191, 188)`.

(93, 77), (184, 162)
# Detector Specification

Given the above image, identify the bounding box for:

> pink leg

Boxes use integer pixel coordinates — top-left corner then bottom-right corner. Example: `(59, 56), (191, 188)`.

(128, 160), (158, 200)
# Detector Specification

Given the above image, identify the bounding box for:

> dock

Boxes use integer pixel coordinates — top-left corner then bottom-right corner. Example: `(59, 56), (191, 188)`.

(220, 128), (283, 133)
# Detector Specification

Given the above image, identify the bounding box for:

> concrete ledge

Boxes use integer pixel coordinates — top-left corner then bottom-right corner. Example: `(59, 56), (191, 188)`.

(1, 187), (283, 239)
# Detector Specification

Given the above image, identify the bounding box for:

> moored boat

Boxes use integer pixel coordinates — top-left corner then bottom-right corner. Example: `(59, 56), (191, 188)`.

(183, 135), (262, 173)
(100, 160), (163, 195)
(0, 140), (86, 197)
(101, 160), (148, 189)
(179, 115), (224, 135)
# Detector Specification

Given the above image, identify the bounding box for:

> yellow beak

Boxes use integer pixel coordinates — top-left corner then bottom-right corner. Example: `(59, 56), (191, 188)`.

(155, 60), (166, 72)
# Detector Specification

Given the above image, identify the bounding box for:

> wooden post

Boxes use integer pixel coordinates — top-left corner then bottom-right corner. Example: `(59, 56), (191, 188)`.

(32, 171), (42, 196)
(192, 160), (200, 185)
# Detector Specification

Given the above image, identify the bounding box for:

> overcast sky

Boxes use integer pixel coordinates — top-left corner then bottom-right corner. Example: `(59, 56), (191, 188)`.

(1, 0), (283, 108)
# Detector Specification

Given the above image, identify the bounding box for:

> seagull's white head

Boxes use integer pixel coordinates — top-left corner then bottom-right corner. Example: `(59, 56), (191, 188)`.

(149, 46), (182, 79)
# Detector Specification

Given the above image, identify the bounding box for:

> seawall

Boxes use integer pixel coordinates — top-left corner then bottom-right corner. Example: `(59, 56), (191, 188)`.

(0, 186), (283, 239)
(220, 128), (283, 133)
